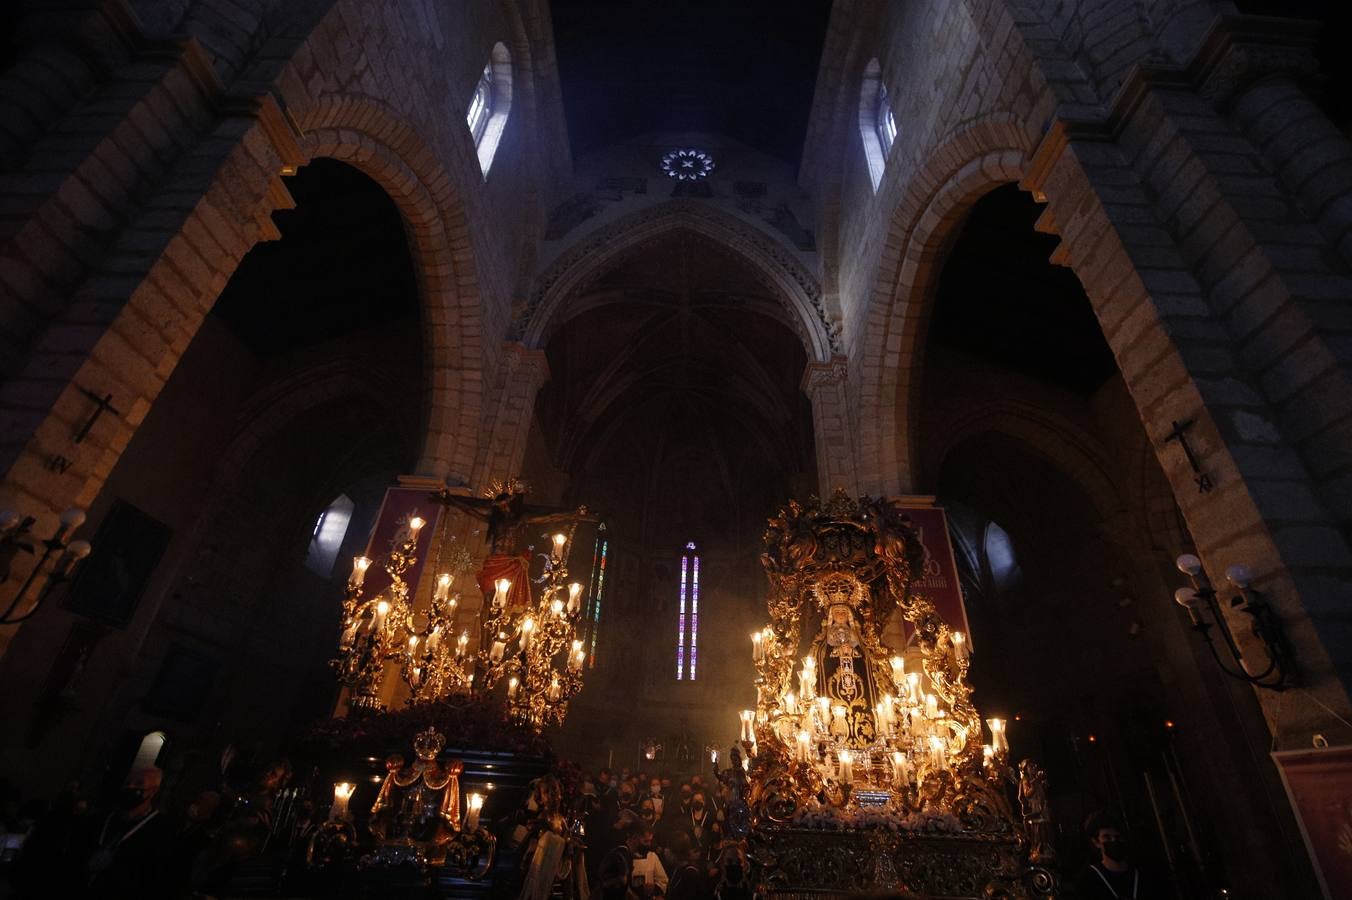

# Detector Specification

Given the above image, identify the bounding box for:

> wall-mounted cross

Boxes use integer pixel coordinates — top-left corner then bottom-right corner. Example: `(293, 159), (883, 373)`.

(1164, 418), (1213, 493)
(74, 387), (121, 445)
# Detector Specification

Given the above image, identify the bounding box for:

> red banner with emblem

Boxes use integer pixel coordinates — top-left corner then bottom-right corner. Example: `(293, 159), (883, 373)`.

(1272, 744), (1352, 900)
(897, 504), (972, 648)
(358, 487), (443, 602)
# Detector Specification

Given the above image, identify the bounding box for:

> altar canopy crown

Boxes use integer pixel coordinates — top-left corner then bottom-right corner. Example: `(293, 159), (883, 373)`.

(413, 726), (447, 761)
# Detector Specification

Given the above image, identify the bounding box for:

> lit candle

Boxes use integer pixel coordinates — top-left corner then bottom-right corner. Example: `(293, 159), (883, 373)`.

(549, 677), (561, 702)
(796, 729), (812, 763)
(710, 748), (719, 765)
(815, 696), (831, 732)
(568, 582), (583, 614)
(465, 792), (484, 831)
(521, 617), (535, 650)
(332, 782), (355, 820)
(838, 749), (853, 783)
(929, 735), (946, 770)
(408, 516), (426, 540)
(408, 635), (419, 653)
(552, 533), (567, 560)
(905, 672), (921, 702)
(784, 692), (798, 716)
(457, 632), (469, 658)
(952, 632), (969, 663)
(551, 598), (565, 618)
(339, 618), (360, 648)
(570, 639), (584, 670)
(751, 631), (764, 663)
(739, 710), (756, 743)
(490, 637), (506, 662)
(890, 655), (905, 686)
(891, 751), (908, 786)
(494, 578), (511, 606)
(982, 745), (994, 768)
(925, 694), (939, 720)
(349, 556), (372, 589)
(373, 600), (390, 632)
(799, 657), (816, 699)
(434, 573), (452, 601)
(507, 676), (519, 699)
(987, 718), (1009, 754)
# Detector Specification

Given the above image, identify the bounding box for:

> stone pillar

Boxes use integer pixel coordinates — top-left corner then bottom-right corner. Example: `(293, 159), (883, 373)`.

(473, 342), (551, 487)
(801, 357), (858, 496)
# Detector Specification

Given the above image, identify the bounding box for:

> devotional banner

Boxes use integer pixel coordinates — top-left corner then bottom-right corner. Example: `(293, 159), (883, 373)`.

(1272, 744), (1352, 900)
(897, 504), (972, 647)
(360, 487), (443, 604)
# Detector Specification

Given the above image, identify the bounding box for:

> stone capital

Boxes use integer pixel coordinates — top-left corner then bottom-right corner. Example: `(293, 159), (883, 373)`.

(800, 356), (849, 394)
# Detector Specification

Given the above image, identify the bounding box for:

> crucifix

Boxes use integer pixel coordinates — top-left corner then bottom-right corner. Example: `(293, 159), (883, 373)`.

(74, 387), (121, 444)
(1164, 419), (1214, 493)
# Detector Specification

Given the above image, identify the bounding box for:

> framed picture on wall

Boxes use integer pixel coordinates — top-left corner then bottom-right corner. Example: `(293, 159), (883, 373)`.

(64, 499), (171, 626)
(142, 643), (219, 721)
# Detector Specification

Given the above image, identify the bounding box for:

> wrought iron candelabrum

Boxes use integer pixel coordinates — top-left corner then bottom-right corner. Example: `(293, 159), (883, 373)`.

(476, 524), (588, 731)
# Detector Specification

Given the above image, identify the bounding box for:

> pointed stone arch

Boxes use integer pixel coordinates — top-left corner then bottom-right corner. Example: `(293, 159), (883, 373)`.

(516, 201), (837, 363)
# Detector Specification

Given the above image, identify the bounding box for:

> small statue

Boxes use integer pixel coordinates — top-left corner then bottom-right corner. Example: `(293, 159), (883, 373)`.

(720, 746), (752, 840)
(369, 728), (462, 862)
(1017, 758), (1055, 865)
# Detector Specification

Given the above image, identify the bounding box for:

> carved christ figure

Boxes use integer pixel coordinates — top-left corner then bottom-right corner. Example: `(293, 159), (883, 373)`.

(436, 481), (595, 612)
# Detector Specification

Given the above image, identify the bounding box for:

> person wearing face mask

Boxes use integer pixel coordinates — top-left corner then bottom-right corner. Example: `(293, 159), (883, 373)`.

(684, 791), (714, 860)
(87, 767), (175, 897)
(600, 823), (667, 900)
(1076, 811), (1155, 899)
(647, 778), (666, 819)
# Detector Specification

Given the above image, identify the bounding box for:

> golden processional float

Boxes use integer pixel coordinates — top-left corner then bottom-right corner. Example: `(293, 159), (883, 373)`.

(734, 491), (1057, 899)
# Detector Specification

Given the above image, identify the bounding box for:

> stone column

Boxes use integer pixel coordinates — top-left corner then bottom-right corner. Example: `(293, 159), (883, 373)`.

(473, 342), (551, 488)
(801, 357), (858, 497)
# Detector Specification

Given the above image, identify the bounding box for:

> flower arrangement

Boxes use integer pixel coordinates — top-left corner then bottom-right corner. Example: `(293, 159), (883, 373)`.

(304, 694), (551, 757)
(788, 800), (962, 834)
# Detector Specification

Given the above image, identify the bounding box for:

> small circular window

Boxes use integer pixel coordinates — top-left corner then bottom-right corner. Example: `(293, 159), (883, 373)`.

(661, 149), (715, 181)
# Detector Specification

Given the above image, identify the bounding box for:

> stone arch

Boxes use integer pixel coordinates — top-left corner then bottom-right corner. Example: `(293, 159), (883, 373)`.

(296, 95), (487, 484)
(517, 202), (837, 362)
(922, 399), (1124, 529)
(853, 116), (1033, 495)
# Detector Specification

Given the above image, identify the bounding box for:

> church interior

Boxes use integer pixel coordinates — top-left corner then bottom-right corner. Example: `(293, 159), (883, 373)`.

(1, 1), (1351, 898)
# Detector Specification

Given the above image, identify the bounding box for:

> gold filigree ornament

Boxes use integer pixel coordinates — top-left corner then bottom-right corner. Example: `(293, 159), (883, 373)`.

(741, 492), (1057, 899)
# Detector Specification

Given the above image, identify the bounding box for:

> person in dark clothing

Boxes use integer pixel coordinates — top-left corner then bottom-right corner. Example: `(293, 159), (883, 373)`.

(666, 837), (713, 900)
(11, 781), (92, 898)
(87, 766), (176, 898)
(1075, 810), (1158, 900)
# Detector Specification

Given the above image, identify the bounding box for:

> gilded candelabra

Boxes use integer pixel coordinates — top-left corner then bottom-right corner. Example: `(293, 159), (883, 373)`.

(476, 523), (588, 731)
(333, 515), (476, 709)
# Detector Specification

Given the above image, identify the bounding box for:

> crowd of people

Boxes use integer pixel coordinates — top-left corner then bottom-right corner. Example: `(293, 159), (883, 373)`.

(513, 762), (755, 900)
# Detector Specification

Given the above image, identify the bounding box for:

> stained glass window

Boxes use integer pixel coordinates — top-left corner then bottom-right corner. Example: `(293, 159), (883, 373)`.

(677, 541), (700, 680)
(584, 532), (608, 668)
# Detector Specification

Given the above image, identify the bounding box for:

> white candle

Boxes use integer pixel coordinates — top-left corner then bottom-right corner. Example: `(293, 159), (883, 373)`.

(784, 692), (797, 716)
(520, 617), (535, 650)
(427, 628), (442, 652)
(349, 556), (371, 589)
(751, 631), (763, 663)
(457, 632), (469, 658)
(796, 730), (811, 763)
(905, 672), (921, 702)
(568, 582), (583, 614)
(490, 639), (505, 662)
(373, 600), (390, 632)
(890, 655), (905, 686)
(548, 677), (561, 702)
(925, 694), (939, 719)
(434, 573), (452, 601)
(507, 676), (519, 699)
(551, 598), (565, 618)
(494, 578), (511, 606)
(982, 745), (994, 767)
(340, 618), (360, 648)
(987, 718), (1009, 753)
(838, 749), (853, 783)
(815, 696), (830, 732)
(739, 710), (755, 743)
(570, 639), (584, 671)
(952, 632), (970, 663)
(799, 659), (816, 700)
(465, 793), (484, 831)
(891, 751), (908, 786)
(929, 735), (946, 770)
(408, 516), (426, 541)
(332, 782), (355, 820)
(552, 533), (567, 560)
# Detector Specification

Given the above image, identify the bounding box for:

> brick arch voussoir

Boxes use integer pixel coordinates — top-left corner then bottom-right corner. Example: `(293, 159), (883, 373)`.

(855, 118), (1033, 496)
(297, 97), (486, 484)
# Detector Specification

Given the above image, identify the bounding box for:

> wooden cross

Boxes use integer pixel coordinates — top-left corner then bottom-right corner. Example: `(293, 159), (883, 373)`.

(1164, 419), (1214, 493)
(74, 387), (121, 444)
